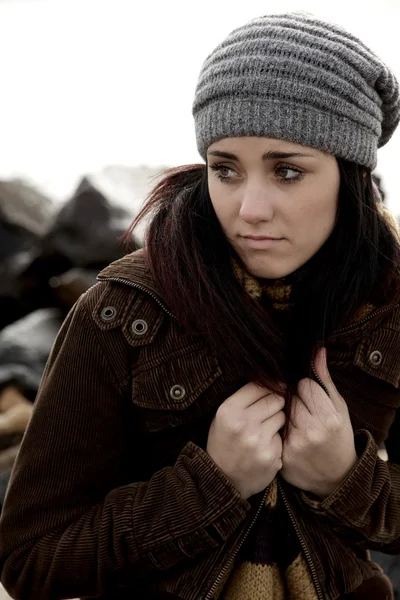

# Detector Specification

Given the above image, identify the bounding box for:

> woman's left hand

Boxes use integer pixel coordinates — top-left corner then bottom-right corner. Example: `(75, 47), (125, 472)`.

(281, 347), (358, 499)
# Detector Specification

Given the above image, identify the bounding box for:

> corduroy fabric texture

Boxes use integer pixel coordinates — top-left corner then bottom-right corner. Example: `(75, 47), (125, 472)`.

(1, 250), (400, 600)
(193, 12), (400, 168)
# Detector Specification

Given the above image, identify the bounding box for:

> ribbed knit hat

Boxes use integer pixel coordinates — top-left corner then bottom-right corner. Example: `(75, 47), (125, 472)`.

(192, 13), (400, 169)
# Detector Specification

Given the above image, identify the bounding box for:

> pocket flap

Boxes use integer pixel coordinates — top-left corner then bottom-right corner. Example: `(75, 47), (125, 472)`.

(354, 326), (400, 388)
(132, 346), (221, 410)
(93, 284), (164, 346)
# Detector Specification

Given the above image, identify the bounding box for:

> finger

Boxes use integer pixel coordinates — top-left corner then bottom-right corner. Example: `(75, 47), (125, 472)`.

(297, 378), (335, 416)
(288, 393), (312, 426)
(313, 347), (344, 409)
(229, 382), (275, 410)
(247, 394), (285, 421)
(262, 409), (286, 434)
(271, 432), (283, 465)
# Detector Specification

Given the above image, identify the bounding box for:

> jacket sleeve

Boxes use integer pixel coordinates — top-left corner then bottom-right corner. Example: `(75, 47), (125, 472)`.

(0, 291), (249, 600)
(302, 363), (400, 554)
(306, 426), (400, 554)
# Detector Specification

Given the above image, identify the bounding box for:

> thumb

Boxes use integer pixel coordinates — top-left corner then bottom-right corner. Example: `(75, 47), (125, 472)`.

(313, 347), (338, 399)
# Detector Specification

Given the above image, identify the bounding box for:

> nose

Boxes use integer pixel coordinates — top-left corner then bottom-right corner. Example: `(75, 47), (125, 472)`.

(239, 182), (274, 224)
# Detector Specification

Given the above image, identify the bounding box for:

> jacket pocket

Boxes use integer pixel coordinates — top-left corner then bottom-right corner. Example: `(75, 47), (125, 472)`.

(132, 345), (222, 432)
(354, 327), (400, 397)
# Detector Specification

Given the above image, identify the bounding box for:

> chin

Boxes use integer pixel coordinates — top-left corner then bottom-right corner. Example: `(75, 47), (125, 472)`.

(244, 259), (299, 280)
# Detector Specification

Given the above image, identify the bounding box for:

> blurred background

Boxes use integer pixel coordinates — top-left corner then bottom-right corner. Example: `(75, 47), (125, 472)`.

(0, 0), (399, 209)
(0, 1), (399, 598)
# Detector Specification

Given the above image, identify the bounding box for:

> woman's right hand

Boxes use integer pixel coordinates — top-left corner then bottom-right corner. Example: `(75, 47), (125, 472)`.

(206, 382), (285, 499)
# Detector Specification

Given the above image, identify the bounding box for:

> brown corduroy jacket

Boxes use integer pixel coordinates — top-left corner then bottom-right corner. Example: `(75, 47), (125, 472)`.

(0, 249), (399, 600)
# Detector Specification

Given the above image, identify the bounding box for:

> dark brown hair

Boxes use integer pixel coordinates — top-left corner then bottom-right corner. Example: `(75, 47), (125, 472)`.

(126, 160), (400, 418)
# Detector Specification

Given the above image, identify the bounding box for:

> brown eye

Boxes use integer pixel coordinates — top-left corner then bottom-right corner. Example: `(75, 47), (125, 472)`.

(275, 165), (304, 183)
(219, 167), (232, 178)
(209, 164), (237, 182)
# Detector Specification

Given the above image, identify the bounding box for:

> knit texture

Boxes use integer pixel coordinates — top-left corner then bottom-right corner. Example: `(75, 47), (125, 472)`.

(193, 12), (400, 168)
(233, 259), (379, 340)
(213, 480), (318, 600)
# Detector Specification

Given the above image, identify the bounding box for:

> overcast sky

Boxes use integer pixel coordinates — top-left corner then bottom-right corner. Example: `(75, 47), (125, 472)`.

(0, 0), (399, 212)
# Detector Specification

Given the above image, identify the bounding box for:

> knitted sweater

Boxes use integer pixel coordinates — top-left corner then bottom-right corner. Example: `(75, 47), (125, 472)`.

(214, 479), (317, 600)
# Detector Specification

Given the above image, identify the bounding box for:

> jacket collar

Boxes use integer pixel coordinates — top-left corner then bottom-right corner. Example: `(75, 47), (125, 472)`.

(97, 248), (164, 302)
(97, 249), (400, 342)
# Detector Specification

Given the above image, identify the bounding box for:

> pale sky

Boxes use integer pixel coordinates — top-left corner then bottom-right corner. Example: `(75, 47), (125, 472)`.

(0, 0), (399, 212)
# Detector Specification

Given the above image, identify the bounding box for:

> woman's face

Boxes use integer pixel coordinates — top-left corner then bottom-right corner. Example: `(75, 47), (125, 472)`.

(207, 137), (340, 279)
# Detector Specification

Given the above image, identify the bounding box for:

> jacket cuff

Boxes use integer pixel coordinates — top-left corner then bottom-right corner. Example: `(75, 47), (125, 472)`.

(184, 440), (251, 532)
(301, 430), (376, 517)
(148, 442), (250, 571)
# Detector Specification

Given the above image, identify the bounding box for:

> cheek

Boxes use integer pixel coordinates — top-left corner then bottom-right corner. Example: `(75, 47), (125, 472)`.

(289, 192), (338, 244)
(208, 185), (237, 230)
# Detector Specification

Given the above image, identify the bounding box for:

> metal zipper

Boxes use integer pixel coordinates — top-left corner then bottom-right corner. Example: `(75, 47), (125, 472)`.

(334, 304), (395, 335)
(278, 479), (325, 600)
(204, 486), (270, 600)
(311, 361), (330, 397)
(99, 273), (388, 600)
(311, 304), (397, 392)
(98, 278), (395, 335)
(96, 276), (176, 319)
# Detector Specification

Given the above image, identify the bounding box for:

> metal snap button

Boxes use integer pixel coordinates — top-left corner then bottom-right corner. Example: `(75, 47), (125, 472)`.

(369, 350), (382, 366)
(170, 385), (186, 401)
(132, 319), (148, 335)
(100, 306), (117, 321)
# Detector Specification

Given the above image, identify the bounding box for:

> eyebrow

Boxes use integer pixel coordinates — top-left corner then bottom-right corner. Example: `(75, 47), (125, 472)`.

(207, 150), (315, 160)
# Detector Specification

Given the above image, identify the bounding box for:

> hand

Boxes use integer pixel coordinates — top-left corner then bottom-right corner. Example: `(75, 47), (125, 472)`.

(207, 382), (285, 499)
(281, 348), (357, 499)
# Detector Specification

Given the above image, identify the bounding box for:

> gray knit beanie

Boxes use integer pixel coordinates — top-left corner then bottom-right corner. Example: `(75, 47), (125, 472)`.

(193, 13), (400, 169)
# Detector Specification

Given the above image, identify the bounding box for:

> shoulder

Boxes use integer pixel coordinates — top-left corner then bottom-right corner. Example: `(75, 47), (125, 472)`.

(78, 248), (170, 348)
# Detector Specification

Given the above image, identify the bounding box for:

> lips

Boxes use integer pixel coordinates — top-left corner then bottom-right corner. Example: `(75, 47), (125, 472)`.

(239, 235), (284, 250)
(242, 235), (282, 241)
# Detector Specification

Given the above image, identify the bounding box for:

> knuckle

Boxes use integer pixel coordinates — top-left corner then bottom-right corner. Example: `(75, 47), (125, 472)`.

(253, 382), (267, 397)
(227, 418), (246, 436)
(300, 377), (316, 393)
(246, 382), (261, 398)
(242, 430), (260, 449)
(297, 378), (310, 397)
(215, 404), (228, 423)
(260, 448), (274, 464)
(305, 428), (325, 445)
(216, 406), (245, 435)
(271, 395), (285, 411)
(325, 414), (341, 432)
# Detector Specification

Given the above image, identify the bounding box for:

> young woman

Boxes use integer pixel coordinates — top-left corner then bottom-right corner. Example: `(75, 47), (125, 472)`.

(0, 12), (399, 600)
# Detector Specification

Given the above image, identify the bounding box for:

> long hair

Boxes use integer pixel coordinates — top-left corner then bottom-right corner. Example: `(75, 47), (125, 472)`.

(126, 160), (400, 419)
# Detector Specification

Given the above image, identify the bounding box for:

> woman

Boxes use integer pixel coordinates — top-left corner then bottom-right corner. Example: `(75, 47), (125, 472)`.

(0, 12), (399, 600)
